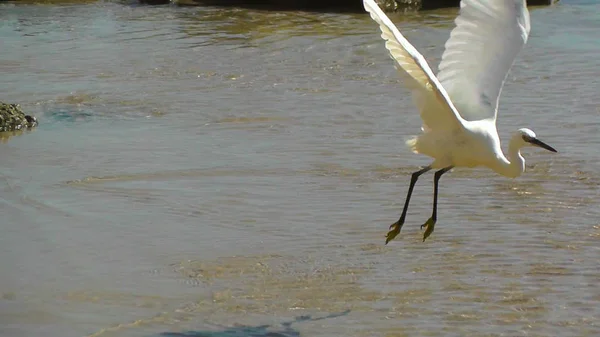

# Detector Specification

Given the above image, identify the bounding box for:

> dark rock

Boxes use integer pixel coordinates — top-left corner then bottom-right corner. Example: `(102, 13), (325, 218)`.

(138, 0), (171, 4)
(0, 102), (38, 133)
(171, 0), (365, 11)
(152, 0), (557, 11)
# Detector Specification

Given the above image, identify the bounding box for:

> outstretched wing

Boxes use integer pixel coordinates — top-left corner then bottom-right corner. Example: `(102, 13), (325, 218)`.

(437, 0), (531, 122)
(363, 0), (465, 132)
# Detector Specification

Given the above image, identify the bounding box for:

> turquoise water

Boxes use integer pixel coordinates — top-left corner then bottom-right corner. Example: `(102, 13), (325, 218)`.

(1, 1), (599, 336)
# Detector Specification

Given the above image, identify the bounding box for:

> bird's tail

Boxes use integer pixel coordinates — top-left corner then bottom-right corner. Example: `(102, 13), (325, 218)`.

(405, 125), (429, 154)
(405, 136), (420, 154)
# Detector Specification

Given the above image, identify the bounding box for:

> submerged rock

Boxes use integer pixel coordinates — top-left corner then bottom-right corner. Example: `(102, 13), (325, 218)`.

(0, 102), (38, 133)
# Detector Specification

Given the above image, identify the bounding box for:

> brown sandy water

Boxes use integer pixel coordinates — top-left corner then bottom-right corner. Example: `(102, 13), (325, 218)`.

(1, 1), (599, 336)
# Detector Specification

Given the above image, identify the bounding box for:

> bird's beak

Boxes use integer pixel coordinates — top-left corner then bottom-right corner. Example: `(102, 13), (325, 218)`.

(528, 138), (557, 153)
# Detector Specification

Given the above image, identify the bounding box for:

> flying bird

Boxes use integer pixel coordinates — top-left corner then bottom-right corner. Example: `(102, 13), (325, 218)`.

(363, 0), (557, 243)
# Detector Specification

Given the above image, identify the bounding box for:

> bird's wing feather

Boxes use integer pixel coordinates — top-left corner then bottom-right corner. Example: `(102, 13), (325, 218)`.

(363, 0), (465, 132)
(437, 0), (530, 122)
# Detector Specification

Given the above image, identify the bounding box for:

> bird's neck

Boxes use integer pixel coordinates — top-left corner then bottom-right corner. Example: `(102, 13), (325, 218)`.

(494, 137), (525, 178)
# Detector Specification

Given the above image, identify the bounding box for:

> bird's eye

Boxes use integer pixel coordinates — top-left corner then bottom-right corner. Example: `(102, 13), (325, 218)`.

(521, 134), (532, 142)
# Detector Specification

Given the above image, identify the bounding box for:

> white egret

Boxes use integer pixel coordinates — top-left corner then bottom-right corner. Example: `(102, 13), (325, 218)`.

(363, 0), (557, 243)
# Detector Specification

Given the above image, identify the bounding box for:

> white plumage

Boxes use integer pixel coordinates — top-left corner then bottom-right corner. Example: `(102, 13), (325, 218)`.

(363, 0), (557, 242)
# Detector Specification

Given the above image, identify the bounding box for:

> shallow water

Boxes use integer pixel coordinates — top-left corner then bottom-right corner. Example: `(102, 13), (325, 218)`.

(1, 1), (599, 336)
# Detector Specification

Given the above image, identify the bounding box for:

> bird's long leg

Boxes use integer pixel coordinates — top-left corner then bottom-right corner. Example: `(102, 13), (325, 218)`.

(385, 165), (432, 244)
(421, 165), (453, 242)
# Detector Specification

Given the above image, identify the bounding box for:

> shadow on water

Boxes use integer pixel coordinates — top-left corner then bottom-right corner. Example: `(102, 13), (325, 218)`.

(156, 310), (350, 337)
(0, 128), (37, 143)
(162, 0), (556, 47)
(164, 4), (460, 48)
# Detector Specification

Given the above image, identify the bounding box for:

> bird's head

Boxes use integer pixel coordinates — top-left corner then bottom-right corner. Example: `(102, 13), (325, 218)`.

(516, 128), (557, 153)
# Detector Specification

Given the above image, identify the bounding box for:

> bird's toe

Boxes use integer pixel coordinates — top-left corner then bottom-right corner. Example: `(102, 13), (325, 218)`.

(421, 217), (436, 242)
(385, 221), (402, 244)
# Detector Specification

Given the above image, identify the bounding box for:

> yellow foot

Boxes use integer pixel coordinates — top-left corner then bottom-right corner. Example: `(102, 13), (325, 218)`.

(385, 220), (402, 244)
(420, 217), (436, 242)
